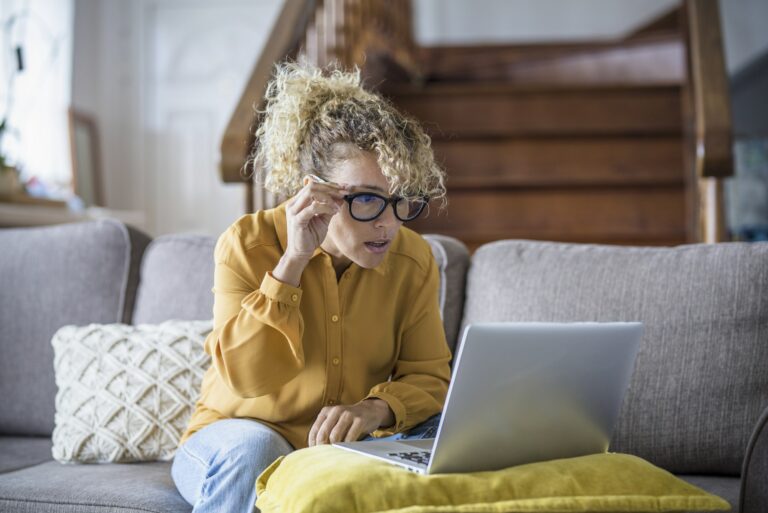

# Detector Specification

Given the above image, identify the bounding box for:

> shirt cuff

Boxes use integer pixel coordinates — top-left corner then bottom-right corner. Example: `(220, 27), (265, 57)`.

(259, 272), (303, 306)
(364, 391), (407, 437)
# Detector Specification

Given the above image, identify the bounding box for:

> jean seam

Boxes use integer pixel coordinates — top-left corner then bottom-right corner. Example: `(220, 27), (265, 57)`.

(180, 442), (211, 469)
(179, 442), (213, 506)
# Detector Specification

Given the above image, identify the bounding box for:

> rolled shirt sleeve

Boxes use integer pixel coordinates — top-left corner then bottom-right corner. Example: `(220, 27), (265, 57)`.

(204, 227), (306, 398)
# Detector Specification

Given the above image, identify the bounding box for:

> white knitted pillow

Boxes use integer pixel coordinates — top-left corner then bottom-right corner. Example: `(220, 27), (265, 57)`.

(51, 320), (212, 463)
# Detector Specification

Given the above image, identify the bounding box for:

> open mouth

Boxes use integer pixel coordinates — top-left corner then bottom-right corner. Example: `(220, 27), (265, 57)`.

(364, 240), (391, 253)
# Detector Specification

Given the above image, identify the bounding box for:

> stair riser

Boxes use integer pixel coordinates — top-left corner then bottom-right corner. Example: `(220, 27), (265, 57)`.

(396, 88), (682, 137)
(423, 39), (684, 86)
(433, 137), (685, 188)
(409, 187), (687, 245)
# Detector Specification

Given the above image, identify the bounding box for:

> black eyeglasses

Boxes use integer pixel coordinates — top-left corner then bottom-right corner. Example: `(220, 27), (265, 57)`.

(343, 192), (428, 222)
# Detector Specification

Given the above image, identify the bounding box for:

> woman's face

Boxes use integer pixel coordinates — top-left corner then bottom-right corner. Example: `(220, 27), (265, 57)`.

(321, 151), (403, 272)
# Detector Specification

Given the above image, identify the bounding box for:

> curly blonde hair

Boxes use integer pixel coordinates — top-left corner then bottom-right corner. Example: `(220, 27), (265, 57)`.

(249, 61), (446, 205)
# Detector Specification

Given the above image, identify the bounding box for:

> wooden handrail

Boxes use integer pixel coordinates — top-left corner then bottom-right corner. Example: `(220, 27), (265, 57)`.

(682, 0), (733, 242)
(686, 0), (733, 179)
(219, 0), (317, 189)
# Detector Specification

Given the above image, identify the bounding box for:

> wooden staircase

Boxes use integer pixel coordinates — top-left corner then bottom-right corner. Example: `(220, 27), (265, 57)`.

(219, 0), (733, 249)
(386, 31), (688, 249)
(387, 85), (686, 247)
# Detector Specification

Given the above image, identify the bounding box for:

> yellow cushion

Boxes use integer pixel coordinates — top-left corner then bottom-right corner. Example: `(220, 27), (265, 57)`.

(255, 446), (730, 513)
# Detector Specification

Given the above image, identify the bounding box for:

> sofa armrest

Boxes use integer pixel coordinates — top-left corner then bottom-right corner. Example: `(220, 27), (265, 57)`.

(740, 405), (768, 513)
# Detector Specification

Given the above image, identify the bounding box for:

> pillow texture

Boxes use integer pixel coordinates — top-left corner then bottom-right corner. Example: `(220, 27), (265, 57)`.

(255, 446), (730, 513)
(51, 320), (212, 463)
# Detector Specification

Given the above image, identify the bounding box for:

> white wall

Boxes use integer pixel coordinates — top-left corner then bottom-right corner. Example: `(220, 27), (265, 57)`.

(0, 0), (73, 193)
(413, 0), (678, 45)
(413, 0), (768, 76)
(719, 0), (768, 74)
(72, 0), (281, 236)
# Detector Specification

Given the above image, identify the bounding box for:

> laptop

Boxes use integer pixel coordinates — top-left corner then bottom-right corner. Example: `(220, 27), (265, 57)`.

(333, 321), (643, 474)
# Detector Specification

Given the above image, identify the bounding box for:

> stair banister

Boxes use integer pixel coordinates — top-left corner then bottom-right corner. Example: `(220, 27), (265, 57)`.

(683, 0), (734, 243)
(219, 0), (317, 212)
(220, 0), (418, 213)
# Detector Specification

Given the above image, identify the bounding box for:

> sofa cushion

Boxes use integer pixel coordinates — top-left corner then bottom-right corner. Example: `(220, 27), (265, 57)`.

(132, 235), (216, 324)
(0, 220), (150, 437)
(678, 476), (740, 512)
(463, 240), (768, 475)
(424, 234), (470, 353)
(0, 437), (52, 474)
(51, 321), (211, 463)
(0, 461), (190, 513)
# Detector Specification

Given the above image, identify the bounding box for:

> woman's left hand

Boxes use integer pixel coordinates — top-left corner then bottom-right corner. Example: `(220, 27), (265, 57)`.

(307, 399), (395, 446)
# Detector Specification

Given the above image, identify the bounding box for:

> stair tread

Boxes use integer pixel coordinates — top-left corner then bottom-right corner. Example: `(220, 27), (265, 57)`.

(446, 179), (685, 189)
(413, 230), (688, 251)
(417, 32), (683, 62)
(413, 32), (684, 87)
(385, 82), (681, 96)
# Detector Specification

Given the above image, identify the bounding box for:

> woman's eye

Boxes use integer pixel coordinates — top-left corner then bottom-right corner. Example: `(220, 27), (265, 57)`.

(356, 194), (379, 204)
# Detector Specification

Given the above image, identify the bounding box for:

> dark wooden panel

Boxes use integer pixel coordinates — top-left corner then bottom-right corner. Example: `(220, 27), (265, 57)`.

(416, 37), (683, 86)
(433, 137), (685, 188)
(417, 33), (681, 77)
(408, 187), (687, 248)
(391, 85), (682, 138)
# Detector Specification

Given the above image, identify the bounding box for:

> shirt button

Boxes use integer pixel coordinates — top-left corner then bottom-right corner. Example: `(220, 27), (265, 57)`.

(331, 314), (339, 323)
(290, 293), (298, 302)
(332, 357), (340, 365)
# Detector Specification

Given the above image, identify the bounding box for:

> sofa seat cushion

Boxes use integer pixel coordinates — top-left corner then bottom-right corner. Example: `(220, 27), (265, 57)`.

(0, 461), (190, 513)
(678, 476), (740, 513)
(0, 437), (52, 474)
(464, 240), (768, 475)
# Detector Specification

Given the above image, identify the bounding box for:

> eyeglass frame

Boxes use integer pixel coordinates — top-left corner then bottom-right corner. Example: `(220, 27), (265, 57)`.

(342, 191), (429, 223)
(305, 174), (428, 223)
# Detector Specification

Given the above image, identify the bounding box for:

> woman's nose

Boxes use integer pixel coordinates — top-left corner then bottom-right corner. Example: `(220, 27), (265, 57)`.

(374, 205), (401, 229)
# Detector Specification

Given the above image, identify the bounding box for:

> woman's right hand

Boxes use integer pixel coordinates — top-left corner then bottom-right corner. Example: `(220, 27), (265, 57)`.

(272, 178), (349, 286)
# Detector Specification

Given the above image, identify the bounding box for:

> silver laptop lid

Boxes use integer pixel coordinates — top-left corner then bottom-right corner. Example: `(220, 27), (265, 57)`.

(428, 322), (643, 474)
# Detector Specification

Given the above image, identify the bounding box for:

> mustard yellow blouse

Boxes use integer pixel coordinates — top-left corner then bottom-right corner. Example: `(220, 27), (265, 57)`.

(179, 202), (452, 449)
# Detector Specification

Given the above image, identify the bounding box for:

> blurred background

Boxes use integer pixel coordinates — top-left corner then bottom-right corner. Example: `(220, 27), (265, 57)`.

(0, 0), (766, 250)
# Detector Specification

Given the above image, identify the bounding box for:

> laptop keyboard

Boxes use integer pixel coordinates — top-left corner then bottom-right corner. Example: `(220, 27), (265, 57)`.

(387, 450), (431, 466)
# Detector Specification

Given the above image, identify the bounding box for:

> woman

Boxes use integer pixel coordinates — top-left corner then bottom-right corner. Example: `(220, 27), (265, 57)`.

(171, 61), (452, 513)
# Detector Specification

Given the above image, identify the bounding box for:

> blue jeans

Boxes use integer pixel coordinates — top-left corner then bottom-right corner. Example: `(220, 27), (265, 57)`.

(171, 419), (294, 513)
(171, 414), (442, 513)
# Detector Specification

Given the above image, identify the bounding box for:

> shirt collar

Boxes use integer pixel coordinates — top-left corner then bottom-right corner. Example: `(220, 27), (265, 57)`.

(272, 201), (389, 276)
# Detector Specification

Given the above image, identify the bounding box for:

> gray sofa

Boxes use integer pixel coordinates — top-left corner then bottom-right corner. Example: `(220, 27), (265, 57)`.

(0, 218), (766, 513)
